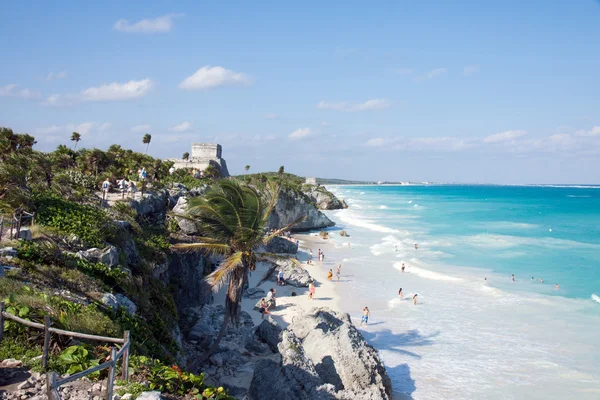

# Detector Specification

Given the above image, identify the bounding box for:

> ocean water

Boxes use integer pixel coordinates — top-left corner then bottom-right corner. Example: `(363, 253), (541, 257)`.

(320, 185), (600, 400)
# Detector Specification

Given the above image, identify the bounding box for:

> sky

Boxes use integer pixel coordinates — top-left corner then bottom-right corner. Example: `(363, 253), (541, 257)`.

(1, 0), (600, 184)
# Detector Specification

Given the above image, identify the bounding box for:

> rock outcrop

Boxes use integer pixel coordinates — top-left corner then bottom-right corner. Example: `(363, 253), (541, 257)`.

(130, 189), (170, 218)
(265, 236), (298, 254)
(303, 186), (348, 210)
(101, 292), (137, 315)
(248, 307), (392, 400)
(76, 245), (119, 268)
(267, 260), (312, 287)
(171, 197), (199, 234)
(268, 188), (335, 232)
(162, 251), (212, 312)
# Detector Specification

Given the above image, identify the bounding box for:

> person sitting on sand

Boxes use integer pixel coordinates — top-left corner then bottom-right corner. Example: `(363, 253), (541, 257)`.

(360, 307), (370, 325)
(266, 288), (276, 308)
(308, 282), (315, 300)
(336, 264), (341, 281)
(413, 294), (418, 305)
(277, 270), (286, 286)
(258, 298), (271, 320)
(398, 288), (403, 299)
(327, 269), (333, 281)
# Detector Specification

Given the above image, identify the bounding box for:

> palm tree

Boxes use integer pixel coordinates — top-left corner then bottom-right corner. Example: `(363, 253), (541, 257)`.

(172, 180), (302, 361)
(278, 165), (285, 177)
(183, 152), (190, 160)
(142, 134), (152, 154)
(70, 132), (81, 150)
(244, 165), (250, 172)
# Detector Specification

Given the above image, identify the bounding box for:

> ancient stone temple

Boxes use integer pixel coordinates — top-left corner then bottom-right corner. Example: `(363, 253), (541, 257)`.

(168, 143), (230, 177)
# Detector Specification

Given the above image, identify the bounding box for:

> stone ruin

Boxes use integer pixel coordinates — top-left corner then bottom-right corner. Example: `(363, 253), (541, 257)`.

(167, 143), (230, 177)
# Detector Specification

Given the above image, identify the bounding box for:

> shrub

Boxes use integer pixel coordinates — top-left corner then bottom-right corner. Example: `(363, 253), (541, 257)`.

(33, 193), (116, 247)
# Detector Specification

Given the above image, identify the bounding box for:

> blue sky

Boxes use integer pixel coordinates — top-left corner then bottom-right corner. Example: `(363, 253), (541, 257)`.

(1, 0), (600, 184)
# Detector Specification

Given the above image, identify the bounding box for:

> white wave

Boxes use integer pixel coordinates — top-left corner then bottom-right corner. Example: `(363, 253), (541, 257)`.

(337, 211), (398, 234)
(592, 294), (600, 304)
(464, 233), (599, 250)
(394, 262), (462, 281)
(387, 297), (402, 309)
(379, 205), (388, 209)
(360, 192), (366, 195)
(408, 200), (413, 204)
(566, 195), (592, 198)
(476, 221), (539, 230)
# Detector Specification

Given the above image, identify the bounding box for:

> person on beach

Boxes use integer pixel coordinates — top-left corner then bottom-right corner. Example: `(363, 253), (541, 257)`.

(398, 288), (403, 299)
(309, 249), (313, 260)
(414, 243), (419, 250)
(336, 264), (341, 281)
(277, 270), (286, 286)
(308, 282), (315, 300)
(258, 298), (271, 320)
(118, 178), (128, 200)
(101, 178), (111, 200)
(402, 263), (405, 273)
(412, 294), (418, 305)
(266, 288), (276, 306)
(539, 277), (544, 283)
(555, 283), (560, 290)
(360, 307), (370, 325)
(327, 269), (333, 281)
(511, 274), (515, 282)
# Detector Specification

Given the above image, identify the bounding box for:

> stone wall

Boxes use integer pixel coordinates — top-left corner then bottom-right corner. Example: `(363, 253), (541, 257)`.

(167, 142), (230, 177)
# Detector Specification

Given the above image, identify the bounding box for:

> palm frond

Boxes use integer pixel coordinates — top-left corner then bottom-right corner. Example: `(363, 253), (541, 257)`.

(208, 252), (243, 291)
(172, 242), (231, 257)
(262, 215), (306, 245)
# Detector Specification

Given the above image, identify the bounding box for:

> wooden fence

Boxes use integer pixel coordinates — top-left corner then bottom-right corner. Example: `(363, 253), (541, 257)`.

(0, 210), (35, 241)
(0, 302), (130, 400)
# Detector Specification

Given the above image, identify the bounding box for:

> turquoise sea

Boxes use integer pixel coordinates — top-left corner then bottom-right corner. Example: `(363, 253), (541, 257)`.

(319, 184), (600, 399)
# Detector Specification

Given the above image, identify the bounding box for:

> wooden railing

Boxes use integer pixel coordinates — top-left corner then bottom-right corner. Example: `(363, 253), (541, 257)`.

(0, 302), (130, 400)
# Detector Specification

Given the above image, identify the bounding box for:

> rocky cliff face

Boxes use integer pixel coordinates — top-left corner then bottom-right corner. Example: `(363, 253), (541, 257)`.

(249, 308), (392, 400)
(268, 188), (335, 232)
(304, 186), (348, 210)
(159, 251), (213, 312)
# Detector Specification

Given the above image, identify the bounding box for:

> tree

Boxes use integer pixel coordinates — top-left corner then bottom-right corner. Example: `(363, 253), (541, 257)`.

(172, 180), (302, 361)
(278, 165), (285, 177)
(70, 132), (81, 150)
(142, 134), (152, 154)
(183, 152), (190, 160)
(244, 165), (250, 172)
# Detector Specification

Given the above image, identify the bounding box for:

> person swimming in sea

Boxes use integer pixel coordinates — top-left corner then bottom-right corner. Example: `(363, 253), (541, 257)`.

(511, 274), (515, 282)
(398, 288), (403, 299)
(414, 243), (419, 250)
(539, 277), (544, 283)
(555, 283), (560, 290)
(401, 263), (406, 273)
(412, 294), (418, 305)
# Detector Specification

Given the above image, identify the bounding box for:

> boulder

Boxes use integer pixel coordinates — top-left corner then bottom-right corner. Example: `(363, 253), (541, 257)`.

(77, 245), (119, 268)
(172, 197), (198, 234)
(114, 220), (131, 231)
(136, 392), (163, 400)
(303, 187), (348, 210)
(101, 293), (137, 315)
(15, 227), (32, 241)
(267, 187), (335, 232)
(339, 231), (349, 237)
(265, 236), (298, 254)
(255, 319), (283, 352)
(289, 308), (392, 400)
(131, 189), (170, 217)
(268, 260), (312, 287)
(319, 231), (329, 239)
(122, 236), (139, 266)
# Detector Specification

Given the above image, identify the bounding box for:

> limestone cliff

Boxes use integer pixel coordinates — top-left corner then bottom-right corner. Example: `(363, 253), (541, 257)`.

(267, 187), (335, 232)
(303, 185), (348, 210)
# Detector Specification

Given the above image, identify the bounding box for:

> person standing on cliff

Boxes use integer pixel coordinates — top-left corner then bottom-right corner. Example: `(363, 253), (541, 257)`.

(360, 307), (370, 325)
(101, 178), (111, 200)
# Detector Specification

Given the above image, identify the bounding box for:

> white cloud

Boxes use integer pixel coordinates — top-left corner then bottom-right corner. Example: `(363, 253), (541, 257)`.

(483, 130), (528, 143)
(321, 121), (331, 127)
(415, 68), (448, 81)
(81, 79), (153, 101)
(574, 126), (600, 137)
(366, 138), (385, 147)
(41, 94), (65, 106)
(179, 66), (252, 90)
(131, 124), (151, 133)
(113, 13), (183, 33)
(463, 65), (480, 76)
(264, 113), (278, 120)
(289, 127), (312, 140)
(36, 122), (107, 136)
(44, 71), (67, 81)
(400, 137), (472, 151)
(0, 84), (41, 99)
(169, 121), (192, 132)
(317, 99), (390, 112)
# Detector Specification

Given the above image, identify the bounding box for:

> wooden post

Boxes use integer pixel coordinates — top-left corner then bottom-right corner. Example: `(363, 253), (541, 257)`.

(0, 215), (4, 241)
(0, 302), (5, 342)
(42, 316), (51, 370)
(46, 372), (58, 400)
(14, 212), (22, 240)
(106, 347), (117, 400)
(121, 331), (130, 381)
